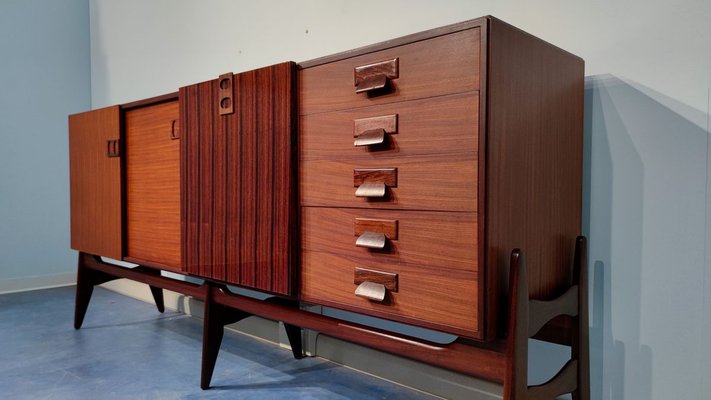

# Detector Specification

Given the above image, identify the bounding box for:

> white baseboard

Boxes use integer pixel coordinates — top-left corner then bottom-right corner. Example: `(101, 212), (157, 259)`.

(101, 279), (503, 400)
(0, 272), (76, 294)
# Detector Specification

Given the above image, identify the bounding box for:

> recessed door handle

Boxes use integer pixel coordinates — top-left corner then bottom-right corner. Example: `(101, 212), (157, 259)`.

(355, 231), (387, 249)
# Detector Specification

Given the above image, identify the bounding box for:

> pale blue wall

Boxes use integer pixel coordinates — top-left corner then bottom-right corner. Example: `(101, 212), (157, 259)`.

(0, 0), (91, 290)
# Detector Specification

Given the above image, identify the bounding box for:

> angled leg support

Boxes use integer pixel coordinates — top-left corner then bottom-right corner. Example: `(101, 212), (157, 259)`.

(74, 252), (120, 329)
(504, 236), (589, 400)
(201, 284), (250, 389)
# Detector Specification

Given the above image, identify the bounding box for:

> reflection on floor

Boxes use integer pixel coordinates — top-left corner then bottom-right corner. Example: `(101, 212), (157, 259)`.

(0, 286), (437, 399)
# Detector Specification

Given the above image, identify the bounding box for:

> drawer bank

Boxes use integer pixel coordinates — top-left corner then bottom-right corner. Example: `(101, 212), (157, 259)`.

(69, 16), (588, 399)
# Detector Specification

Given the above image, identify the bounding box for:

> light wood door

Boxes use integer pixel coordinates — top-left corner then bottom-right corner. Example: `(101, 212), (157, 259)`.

(125, 101), (181, 271)
(69, 106), (122, 260)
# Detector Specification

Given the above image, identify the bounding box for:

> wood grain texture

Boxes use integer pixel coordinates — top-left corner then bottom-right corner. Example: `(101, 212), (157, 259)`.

(302, 154), (476, 211)
(354, 218), (398, 239)
(69, 106), (122, 260)
(353, 114), (397, 136)
(299, 28), (480, 115)
(353, 168), (397, 187)
(301, 92), (478, 160)
(301, 250), (479, 338)
(125, 101), (181, 271)
(180, 62), (297, 296)
(484, 17), (584, 338)
(302, 207), (477, 273)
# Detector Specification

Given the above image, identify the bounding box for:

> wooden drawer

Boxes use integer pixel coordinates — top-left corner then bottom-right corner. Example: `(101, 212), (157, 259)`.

(301, 207), (477, 272)
(125, 100), (181, 271)
(301, 154), (476, 211)
(301, 250), (479, 338)
(301, 91), (479, 160)
(299, 28), (480, 115)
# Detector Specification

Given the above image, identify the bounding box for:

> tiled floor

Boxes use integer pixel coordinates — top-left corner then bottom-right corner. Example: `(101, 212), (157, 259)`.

(0, 286), (438, 399)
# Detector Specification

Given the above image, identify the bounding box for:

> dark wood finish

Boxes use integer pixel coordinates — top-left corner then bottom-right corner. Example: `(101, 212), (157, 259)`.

(180, 62), (297, 295)
(106, 139), (120, 157)
(303, 207), (477, 271)
(200, 284), (250, 389)
(353, 114), (397, 136)
(210, 285), (507, 385)
(354, 267), (398, 291)
(354, 58), (399, 93)
(503, 237), (589, 399)
(74, 252), (168, 329)
(299, 28), (480, 115)
(354, 218), (398, 240)
(69, 106), (123, 260)
(484, 17), (585, 339)
(217, 72), (234, 115)
(353, 168), (397, 187)
(125, 100), (181, 271)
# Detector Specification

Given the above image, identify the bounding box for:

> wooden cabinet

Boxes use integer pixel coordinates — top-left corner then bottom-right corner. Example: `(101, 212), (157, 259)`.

(69, 16), (588, 398)
(125, 100), (181, 271)
(298, 17), (583, 340)
(69, 106), (122, 260)
(179, 62), (297, 295)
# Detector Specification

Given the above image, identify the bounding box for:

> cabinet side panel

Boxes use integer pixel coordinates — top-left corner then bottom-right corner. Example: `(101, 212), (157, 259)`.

(485, 18), (584, 335)
(69, 105), (122, 260)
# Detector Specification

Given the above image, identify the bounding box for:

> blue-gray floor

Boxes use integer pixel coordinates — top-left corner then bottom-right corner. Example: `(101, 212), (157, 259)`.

(0, 286), (437, 399)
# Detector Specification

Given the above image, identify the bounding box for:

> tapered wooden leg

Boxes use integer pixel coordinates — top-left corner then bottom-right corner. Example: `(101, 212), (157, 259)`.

(572, 237), (590, 400)
(266, 297), (304, 359)
(134, 267), (166, 313)
(201, 284), (250, 390)
(74, 252), (118, 329)
(504, 249), (528, 400)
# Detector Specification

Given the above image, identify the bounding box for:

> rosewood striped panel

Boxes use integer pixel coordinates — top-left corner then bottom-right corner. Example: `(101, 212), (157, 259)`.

(180, 62), (296, 296)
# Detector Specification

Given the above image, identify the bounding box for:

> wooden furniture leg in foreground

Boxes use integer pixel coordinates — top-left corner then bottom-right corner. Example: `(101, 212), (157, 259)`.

(73, 252), (204, 329)
(74, 252), (165, 329)
(504, 236), (589, 400)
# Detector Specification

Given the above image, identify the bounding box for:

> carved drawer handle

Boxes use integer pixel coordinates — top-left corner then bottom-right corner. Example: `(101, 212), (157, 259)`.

(355, 281), (386, 302)
(354, 128), (385, 147)
(355, 231), (387, 249)
(354, 58), (399, 94)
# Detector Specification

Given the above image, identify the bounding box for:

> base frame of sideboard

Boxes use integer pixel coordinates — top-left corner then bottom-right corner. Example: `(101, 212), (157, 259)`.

(73, 236), (588, 400)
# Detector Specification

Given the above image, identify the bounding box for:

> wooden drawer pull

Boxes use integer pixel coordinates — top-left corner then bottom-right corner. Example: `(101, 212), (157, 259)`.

(354, 128), (385, 147)
(355, 231), (386, 249)
(355, 182), (386, 198)
(354, 58), (399, 94)
(355, 281), (386, 302)
(354, 168), (397, 198)
(354, 268), (397, 302)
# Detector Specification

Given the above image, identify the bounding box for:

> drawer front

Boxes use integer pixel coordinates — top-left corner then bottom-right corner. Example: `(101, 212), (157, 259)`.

(301, 92), (479, 160)
(301, 250), (479, 337)
(300, 28), (480, 115)
(126, 101), (181, 270)
(301, 207), (478, 273)
(301, 155), (476, 211)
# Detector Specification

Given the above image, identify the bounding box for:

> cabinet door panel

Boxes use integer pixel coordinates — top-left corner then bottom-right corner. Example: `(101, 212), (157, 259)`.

(69, 106), (122, 259)
(125, 101), (181, 270)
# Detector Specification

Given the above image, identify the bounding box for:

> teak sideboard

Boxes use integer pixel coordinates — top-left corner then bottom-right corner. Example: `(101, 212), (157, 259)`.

(69, 16), (588, 399)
